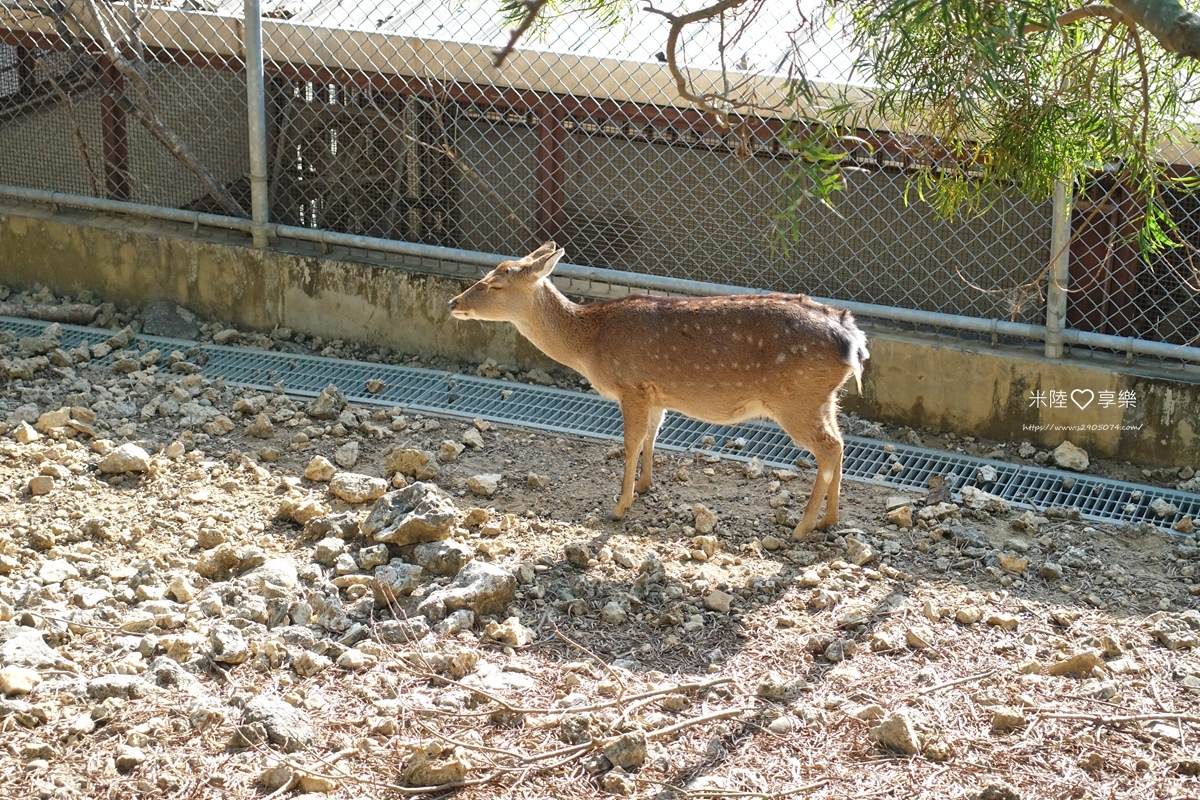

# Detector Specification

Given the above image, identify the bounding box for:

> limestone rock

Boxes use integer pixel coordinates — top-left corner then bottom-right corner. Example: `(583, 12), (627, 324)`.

(334, 441), (360, 469)
(245, 413), (275, 439)
(693, 504), (718, 534)
(1150, 497), (1179, 518)
(329, 472), (387, 503)
(998, 552), (1028, 574)
(846, 537), (876, 566)
(704, 589), (733, 613)
(600, 602), (628, 625)
(438, 441), (465, 462)
(293, 652), (332, 677)
(401, 743), (469, 787)
(417, 561), (515, 622)
(12, 421), (39, 444)
(467, 473), (502, 497)
(869, 710), (921, 754)
(87, 674), (150, 701)
(97, 443), (151, 474)
(1053, 441), (1089, 472)
(38, 559), (79, 584)
(372, 562), (424, 604)
(0, 625), (67, 670)
(1047, 652), (1106, 678)
(210, 624), (251, 664)
(242, 695), (319, 752)
(956, 606), (983, 625)
(603, 731), (647, 770)
(991, 706), (1027, 733)
(141, 300), (202, 339)
(410, 540), (473, 576)
(385, 448), (440, 480)
(1152, 611), (1200, 650)
(906, 626), (935, 649)
(960, 486), (1011, 515)
(887, 505), (913, 529)
(483, 617), (534, 647)
(0, 665), (41, 695)
(363, 483), (457, 546)
(307, 384), (347, 420)
(114, 744), (146, 773)
(304, 455), (336, 482)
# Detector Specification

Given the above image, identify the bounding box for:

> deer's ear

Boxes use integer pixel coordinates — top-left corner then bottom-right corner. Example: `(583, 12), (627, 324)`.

(524, 246), (565, 280)
(523, 241), (558, 261)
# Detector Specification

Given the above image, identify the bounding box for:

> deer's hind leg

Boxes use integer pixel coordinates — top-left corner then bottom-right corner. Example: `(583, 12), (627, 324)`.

(772, 397), (845, 539)
(635, 408), (665, 495)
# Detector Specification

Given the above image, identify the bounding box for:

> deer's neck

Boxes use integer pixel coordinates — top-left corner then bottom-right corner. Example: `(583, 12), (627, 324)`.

(512, 282), (591, 371)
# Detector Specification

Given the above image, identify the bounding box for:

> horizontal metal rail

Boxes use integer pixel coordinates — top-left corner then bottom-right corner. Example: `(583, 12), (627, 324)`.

(3, 315), (1198, 535)
(3, 185), (1200, 367)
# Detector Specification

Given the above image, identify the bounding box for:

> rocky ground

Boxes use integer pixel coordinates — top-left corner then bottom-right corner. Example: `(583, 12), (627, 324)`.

(0, 290), (1199, 799)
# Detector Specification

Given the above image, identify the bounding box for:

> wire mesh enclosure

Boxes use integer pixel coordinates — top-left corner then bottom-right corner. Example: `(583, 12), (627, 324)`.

(0, 0), (1196, 356)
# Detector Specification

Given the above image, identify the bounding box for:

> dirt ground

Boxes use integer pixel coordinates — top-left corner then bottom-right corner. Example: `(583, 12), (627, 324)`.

(1, 298), (1199, 800)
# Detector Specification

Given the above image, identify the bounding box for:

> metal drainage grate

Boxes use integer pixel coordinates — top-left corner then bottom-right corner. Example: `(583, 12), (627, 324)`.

(4, 315), (1199, 534)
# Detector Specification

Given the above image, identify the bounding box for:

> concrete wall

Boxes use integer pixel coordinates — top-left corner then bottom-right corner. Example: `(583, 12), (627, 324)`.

(1, 203), (1196, 467)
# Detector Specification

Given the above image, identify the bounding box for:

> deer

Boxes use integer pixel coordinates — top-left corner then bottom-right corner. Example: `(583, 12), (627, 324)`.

(448, 242), (869, 538)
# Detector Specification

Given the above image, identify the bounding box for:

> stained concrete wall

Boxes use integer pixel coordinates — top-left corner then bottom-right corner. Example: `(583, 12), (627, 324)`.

(1, 203), (1196, 468)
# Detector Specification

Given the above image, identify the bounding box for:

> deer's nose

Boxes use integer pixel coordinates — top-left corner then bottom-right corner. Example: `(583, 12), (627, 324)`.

(447, 297), (458, 310)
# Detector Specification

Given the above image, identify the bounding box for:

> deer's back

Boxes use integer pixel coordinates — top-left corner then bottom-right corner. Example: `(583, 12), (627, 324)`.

(575, 293), (861, 417)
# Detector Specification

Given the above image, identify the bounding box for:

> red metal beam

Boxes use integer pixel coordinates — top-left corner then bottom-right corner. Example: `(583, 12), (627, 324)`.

(98, 56), (130, 201)
(535, 102), (565, 245)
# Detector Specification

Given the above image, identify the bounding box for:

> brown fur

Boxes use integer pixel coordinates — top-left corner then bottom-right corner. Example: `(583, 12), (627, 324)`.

(449, 242), (869, 537)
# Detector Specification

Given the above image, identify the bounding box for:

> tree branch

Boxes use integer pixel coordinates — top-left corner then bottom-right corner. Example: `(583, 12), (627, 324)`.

(644, 0), (757, 125)
(492, 0), (551, 68)
(1022, 4), (1128, 34)
(63, 0), (248, 217)
(1108, 0), (1200, 58)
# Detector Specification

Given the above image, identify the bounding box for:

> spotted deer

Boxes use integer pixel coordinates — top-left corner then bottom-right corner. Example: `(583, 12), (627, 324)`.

(448, 242), (869, 537)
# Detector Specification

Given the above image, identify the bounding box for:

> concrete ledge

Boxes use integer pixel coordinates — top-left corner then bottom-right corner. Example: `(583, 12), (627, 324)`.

(1, 204), (1196, 467)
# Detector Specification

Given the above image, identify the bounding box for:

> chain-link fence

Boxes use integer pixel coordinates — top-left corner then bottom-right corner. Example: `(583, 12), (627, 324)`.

(0, 0), (1197, 361)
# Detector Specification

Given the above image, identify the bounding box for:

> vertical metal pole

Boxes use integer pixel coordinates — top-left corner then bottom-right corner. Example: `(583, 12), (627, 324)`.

(1044, 179), (1071, 358)
(244, 0), (269, 246)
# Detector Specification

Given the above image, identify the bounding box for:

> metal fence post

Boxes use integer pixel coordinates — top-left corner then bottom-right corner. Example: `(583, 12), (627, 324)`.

(1044, 179), (1071, 358)
(244, 0), (270, 246)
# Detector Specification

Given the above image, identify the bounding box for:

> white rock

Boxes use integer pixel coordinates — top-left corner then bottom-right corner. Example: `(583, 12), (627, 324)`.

(97, 443), (150, 474)
(846, 537), (876, 566)
(0, 665), (41, 695)
(334, 441), (360, 469)
(39, 559), (80, 584)
(27, 475), (54, 496)
(34, 408), (71, 433)
(467, 473), (502, 497)
(329, 472), (388, 503)
(438, 441), (465, 462)
(304, 456), (336, 482)
(13, 421), (40, 444)
(1053, 440), (1089, 472)
(244, 413), (275, 439)
(869, 710), (921, 754)
(600, 602), (628, 625)
(693, 504), (718, 534)
(1150, 497), (1179, 518)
